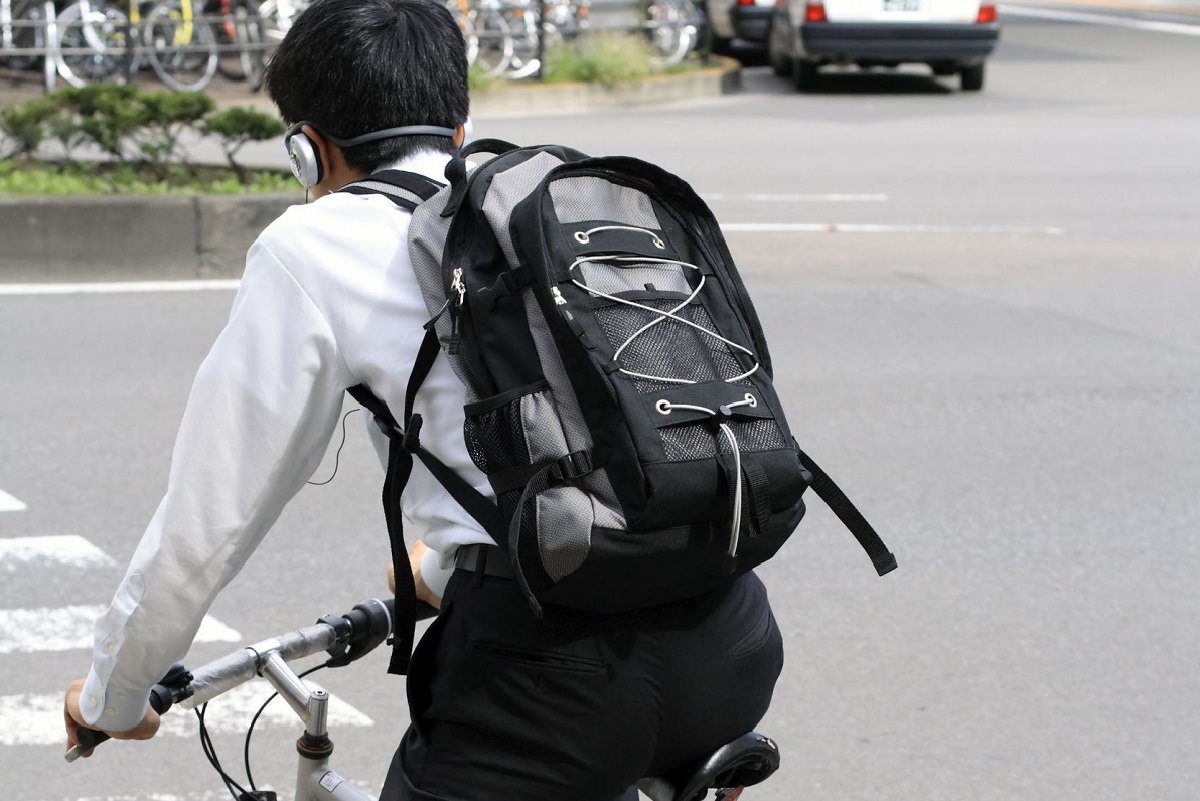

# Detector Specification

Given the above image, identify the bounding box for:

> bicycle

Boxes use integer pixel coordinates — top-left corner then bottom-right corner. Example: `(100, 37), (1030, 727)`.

(67, 596), (781, 801)
(0, 0), (57, 90)
(52, 0), (219, 90)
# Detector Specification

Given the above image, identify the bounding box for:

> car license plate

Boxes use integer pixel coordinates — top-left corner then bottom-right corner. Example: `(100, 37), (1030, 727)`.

(882, 0), (920, 10)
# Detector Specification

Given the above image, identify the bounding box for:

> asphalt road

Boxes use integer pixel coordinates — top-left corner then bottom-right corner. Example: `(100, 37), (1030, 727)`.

(3, 10), (1199, 801)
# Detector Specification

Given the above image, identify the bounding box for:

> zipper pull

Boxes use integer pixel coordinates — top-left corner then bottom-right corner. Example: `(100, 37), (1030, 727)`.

(448, 268), (465, 355)
(551, 287), (567, 307)
(450, 267), (466, 307)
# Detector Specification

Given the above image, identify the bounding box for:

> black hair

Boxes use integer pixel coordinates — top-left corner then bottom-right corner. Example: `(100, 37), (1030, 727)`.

(264, 0), (469, 172)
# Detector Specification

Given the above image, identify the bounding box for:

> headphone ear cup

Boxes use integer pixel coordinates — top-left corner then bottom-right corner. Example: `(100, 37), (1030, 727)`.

(287, 132), (323, 189)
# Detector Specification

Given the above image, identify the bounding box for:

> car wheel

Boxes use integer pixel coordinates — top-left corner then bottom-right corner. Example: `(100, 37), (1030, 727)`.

(793, 58), (819, 92)
(960, 63), (985, 91)
(771, 53), (790, 78)
(767, 30), (790, 77)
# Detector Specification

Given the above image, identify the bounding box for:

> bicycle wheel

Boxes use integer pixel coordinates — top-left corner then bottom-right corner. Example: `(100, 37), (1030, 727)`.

(257, 0), (307, 44)
(646, 0), (696, 66)
(53, 0), (131, 87)
(3, 0), (40, 70)
(468, 7), (511, 78)
(212, 0), (265, 85)
(501, 0), (540, 79)
(144, 0), (218, 90)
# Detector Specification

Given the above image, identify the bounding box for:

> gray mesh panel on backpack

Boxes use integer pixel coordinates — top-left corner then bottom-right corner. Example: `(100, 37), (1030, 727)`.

(482, 152), (567, 271)
(577, 261), (691, 296)
(594, 301), (750, 391)
(549, 175), (661, 228)
(521, 288), (628, 542)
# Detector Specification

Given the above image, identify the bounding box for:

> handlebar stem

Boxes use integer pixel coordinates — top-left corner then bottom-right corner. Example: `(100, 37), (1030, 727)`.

(306, 689), (329, 739)
(261, 650), (316, 729)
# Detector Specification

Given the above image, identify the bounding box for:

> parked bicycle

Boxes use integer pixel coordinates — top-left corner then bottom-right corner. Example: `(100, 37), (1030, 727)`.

(67, 597), (781, 801)
(51, 0), (221, 90)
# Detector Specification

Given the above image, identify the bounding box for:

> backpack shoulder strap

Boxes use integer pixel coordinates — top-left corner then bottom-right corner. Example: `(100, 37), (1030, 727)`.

(338, 169), (443, 211)
(346, 325), (503, 675)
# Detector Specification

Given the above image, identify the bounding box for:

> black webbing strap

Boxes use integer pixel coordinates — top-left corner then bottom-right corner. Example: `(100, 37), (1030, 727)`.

(504, 450), (594, 618)
(346, 329), (503, 673)
(346, 382), (419, 675)
(338, 170), (443, 211)
(797, 449), (898, 576)
(741, 459), (772, 535)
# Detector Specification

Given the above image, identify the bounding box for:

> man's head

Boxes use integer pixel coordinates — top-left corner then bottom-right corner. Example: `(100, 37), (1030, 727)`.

(265, 0), (470, 194)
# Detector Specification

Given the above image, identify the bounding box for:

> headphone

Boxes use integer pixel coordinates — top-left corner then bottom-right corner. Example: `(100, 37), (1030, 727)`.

(284, 122), (458, 189)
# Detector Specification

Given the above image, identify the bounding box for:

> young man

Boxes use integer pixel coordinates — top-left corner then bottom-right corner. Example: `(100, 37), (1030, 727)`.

(62, 2), (784, 799)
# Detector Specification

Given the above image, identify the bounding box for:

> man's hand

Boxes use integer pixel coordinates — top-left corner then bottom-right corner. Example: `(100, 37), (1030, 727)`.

(387, 540), (441, 609)
(63, 678), (160, 758)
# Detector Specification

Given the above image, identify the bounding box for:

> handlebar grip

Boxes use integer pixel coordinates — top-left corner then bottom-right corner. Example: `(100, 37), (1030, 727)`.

(415, 601), (439, 621)
(69, 725), (109, 758)
(64, 665), (187, 763)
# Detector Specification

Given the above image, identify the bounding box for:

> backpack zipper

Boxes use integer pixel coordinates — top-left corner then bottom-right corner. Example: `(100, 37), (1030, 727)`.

(448, 267), (466, 354)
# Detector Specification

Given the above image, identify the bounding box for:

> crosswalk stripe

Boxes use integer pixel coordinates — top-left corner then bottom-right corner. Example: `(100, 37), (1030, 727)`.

(0, 606), (240, 655)
(0, 490), (27, 512)
(0, 536), (115, 572)
(0, 681), (372, 747)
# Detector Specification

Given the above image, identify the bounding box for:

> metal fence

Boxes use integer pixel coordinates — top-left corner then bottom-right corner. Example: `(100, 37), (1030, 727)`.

(0, 0), (706, 93)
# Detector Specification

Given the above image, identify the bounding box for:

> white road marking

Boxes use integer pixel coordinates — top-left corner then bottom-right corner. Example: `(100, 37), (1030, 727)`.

(64, 794), (241, 801)
(0, 279), (241, 296)
(721, 222), (1065, 235)
(0, 681), (372, 747)
(704, 193), (890, 202)
(0, 489), (28, 512)
(56, 789), (380, 801)
(0, 606), (240, 654)
(0, 536), (115, 572)
(0, 219), (1062, 301)
(1000, 4), (1200, 35)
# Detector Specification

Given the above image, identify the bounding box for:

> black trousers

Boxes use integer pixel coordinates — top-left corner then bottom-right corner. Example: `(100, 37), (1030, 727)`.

(380, 568), (784, 801)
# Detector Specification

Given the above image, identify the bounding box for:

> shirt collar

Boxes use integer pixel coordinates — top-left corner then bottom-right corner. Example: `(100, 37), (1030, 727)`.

(375, 150), (455, 187)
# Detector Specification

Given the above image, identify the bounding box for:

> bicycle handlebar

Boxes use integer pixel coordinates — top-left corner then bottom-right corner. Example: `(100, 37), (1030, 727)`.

(66, 597), (434, 763)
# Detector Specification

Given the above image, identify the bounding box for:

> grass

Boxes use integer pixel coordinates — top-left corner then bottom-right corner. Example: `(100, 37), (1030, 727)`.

(0, 160), (294, 196)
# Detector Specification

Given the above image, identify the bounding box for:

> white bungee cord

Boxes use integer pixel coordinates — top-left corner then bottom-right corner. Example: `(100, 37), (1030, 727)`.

(568, 245), (763, 557)
(567, 254), (760, 385)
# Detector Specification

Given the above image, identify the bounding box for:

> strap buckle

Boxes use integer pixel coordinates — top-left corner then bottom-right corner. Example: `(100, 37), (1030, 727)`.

(400, 413), (424, 452)
(551, 450), (593, 481)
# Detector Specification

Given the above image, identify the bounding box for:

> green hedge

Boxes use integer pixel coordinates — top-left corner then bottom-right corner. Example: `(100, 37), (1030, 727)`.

(0, 86), (289, 195)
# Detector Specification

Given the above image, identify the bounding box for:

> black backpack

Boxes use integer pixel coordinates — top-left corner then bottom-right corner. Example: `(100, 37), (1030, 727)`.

(344, 141), (897, 675)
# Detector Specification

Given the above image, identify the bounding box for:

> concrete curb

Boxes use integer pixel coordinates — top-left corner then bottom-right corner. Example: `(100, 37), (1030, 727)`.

(0, 194), (295, 281)
(1, 59), (740, 282)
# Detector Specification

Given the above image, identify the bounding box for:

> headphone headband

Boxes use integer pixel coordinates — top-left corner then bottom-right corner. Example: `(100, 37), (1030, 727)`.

(327, 125), (458, 147)
(283, 122), (459, 190)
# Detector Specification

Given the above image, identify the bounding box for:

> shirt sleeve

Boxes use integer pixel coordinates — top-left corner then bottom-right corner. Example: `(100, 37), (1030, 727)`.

(79, 241), (352, 731)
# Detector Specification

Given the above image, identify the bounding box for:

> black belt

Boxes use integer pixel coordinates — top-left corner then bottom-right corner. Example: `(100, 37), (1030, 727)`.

(454, 543), (513, 579)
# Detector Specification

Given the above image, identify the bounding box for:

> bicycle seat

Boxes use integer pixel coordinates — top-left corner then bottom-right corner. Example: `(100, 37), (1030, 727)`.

(638, 732), (781, 801)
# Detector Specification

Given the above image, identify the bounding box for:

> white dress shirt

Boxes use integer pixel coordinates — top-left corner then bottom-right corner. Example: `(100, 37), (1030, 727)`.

(80, 150), (494, 731)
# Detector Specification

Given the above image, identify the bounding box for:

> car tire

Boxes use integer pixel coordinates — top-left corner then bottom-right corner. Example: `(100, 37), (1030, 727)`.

(960, 63), (985, 92)
(793, 58), (819, 92)
(768, 35), (790, 77)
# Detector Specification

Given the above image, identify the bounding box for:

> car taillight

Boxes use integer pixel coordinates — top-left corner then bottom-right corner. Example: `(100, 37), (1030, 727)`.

(805, 1), (827, 21)
(976, 3), (997, 22)
(738, 0), (753, 5)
